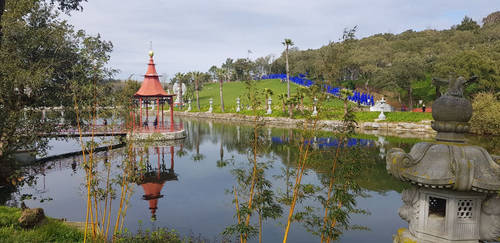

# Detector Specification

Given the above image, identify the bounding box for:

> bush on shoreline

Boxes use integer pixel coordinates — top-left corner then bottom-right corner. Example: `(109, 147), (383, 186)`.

(470, 92), (500, 135)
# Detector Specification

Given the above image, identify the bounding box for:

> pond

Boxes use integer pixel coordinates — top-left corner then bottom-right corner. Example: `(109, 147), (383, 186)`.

(1, 118), (498, 242)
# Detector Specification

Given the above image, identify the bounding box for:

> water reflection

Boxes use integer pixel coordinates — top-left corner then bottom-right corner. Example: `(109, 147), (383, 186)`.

(2, 118), (498, 242)
(133, 146), (177, 221)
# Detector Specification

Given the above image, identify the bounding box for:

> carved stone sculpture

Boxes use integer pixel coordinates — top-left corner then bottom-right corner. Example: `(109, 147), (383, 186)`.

(389, 75), (500, 243)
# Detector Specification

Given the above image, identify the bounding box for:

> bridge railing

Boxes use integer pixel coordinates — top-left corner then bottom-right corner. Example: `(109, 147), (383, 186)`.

(50, 122), (184, 136)
(132, 121), (184, 133)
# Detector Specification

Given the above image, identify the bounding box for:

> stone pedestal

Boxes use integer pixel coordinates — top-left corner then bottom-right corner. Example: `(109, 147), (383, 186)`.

(266, 98), (272, 115)
(312, 98), (318, 116)
(236, 97), (241, 112)
(207, 98), (213, 113)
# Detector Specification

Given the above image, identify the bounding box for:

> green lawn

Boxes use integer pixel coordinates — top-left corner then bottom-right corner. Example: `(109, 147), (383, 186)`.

(198, 79), (302, 108)
(190, 79), (343, 111)
(0, 206), (84, 242)
(185, 79), (433, 123)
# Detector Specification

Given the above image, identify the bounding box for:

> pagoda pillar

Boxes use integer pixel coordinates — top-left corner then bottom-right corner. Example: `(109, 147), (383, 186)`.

(161, 101), (164, 129)
(170, 98), (174, 132)
(156, 98), (160, 130)
(139, 98), (143, 129)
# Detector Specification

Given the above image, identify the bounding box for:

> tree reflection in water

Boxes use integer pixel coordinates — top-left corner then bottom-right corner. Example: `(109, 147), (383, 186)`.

(1, 116), (438, 242)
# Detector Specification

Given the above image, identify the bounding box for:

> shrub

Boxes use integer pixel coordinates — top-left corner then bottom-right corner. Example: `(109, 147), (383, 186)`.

(470, 92), (500, 135)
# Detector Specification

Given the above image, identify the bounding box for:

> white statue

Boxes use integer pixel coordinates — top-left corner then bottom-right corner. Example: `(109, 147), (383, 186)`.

(370, 96), (394, 112)
(172, 82), (186, 104)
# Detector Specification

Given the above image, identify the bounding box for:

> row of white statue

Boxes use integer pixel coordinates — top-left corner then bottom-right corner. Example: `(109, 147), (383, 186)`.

(179, 97), (391, 120)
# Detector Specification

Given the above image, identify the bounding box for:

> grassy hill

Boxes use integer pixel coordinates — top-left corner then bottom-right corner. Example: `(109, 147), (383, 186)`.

(194, 79), (343, 110)
(184, 79), (432, 122)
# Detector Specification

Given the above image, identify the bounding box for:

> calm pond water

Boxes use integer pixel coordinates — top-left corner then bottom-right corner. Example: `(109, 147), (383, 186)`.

(1, 118), (499, 242)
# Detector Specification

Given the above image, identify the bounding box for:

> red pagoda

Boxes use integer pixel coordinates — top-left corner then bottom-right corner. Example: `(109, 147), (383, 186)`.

(129, 51), (185, 140)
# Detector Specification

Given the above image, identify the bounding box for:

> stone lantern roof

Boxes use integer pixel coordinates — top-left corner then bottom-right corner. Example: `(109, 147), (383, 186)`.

(387, 143), (500, 193)
(387, 76), (500, 193)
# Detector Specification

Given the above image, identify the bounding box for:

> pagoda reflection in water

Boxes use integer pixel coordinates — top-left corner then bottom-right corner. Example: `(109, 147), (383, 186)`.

(133, 145), (178, 221)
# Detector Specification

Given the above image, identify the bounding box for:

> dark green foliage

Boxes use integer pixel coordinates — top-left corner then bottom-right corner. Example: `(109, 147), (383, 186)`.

(266, 12), (500, 106)
(0, 1), (113, 162)
(455, 16), (480, 31)
(470, 92), (500, 135)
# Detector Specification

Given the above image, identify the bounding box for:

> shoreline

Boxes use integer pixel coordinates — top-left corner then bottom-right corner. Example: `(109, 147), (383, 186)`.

(175, 111), (437, 139)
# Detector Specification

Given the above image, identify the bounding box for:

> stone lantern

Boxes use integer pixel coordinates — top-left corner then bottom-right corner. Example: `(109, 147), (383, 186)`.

(266, 97), (272, 115)
(236, 97), (241, 112)
(207, 98), (213, 113)
(387, 76), (500, 243)
(312, 97), (318, 116)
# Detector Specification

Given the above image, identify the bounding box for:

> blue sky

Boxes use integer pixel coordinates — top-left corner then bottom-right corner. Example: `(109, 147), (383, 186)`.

(66, 0), (497, 80)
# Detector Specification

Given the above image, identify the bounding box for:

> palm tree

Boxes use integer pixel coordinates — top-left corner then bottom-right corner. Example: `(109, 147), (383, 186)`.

(286, 95), (299, 118)
(216, 68), (226, 112)
(278, 93), (287, 113)
(281, 38), (294, 98)
(193, 71), (202, 111)
(174, 72), (184, 107)
(296, 86), (307, 113)
(282, 38), (294, 118)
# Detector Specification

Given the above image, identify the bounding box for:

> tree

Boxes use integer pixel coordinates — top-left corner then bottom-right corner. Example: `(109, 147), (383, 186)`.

(340, 89), (354, 116)
(277, 93), (287, 113)
(233, 58), (254, 81)
(208, 65), (218, 81)
(221, 58), (234, 82)
(172, 72), (187, 106)
(192, 71), (203, 111)
(216, 68), (226, 112)
(456, 16), (480, 31)
(390, 53), (425, 110)
(0, 1), (112, 161)
(254, 55), (273, 78)
(282, 39), (294, 98)
(0, 0), (86, 45)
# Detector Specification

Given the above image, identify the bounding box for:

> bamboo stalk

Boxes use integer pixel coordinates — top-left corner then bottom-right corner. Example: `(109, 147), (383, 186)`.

(234, 186), (243, 243)
(283, 119), (318, 243)
(73, 97), (92, 243)
(321, 138), (343, 243)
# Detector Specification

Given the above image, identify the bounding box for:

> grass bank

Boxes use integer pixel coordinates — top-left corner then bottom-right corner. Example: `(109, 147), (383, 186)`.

(181, 79), (432, 122)
(0, 206), (83, 242)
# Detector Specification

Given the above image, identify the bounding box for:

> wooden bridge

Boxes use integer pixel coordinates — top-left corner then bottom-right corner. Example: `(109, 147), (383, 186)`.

(43, 122), (184, 137)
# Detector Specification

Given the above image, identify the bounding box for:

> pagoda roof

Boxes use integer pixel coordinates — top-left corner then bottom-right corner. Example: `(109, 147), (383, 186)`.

(134, 53), (172, 97)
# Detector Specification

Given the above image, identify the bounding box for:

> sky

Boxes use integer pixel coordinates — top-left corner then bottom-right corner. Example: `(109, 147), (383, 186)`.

(66, 0), (498, 80)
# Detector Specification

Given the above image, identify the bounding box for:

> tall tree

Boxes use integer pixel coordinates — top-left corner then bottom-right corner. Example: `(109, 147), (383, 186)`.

(192, 71), (203, 111)
(173, 72), (185, 107)
(216, 68), (226, 112)
(390, 53), (425, 110)
(0, 0), (86, 45)
(456, 16), (480, 31)
(282, 38), (294, 98)
(0, 1), (112, 161)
